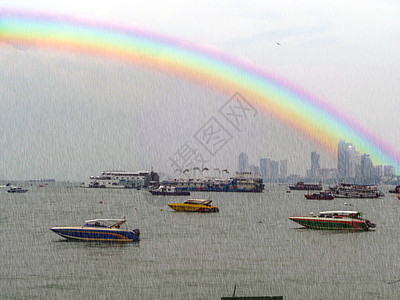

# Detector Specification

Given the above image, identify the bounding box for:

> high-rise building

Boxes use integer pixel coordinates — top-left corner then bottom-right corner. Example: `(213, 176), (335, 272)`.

(338, 140), (361, 178)
(260, 158), (270, 180)
(361, 154), (373, 177)
(338, 139), (397, 180)
(384, 165), (396, 177)
(310, 152), (320, 178)
(250, 164), (260, 175)
(280, 160), (288, 178)
(238, 152), (248, 173)
(270, 160), (279, 180)
(337, 140), (346, 178)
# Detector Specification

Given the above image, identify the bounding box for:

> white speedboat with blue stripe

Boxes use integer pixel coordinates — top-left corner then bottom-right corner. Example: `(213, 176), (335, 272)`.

(51, 219), (140, 242)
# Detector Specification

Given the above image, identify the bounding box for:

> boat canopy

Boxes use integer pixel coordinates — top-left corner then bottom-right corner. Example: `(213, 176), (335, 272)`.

(84, 219), (127, 228)
(183, 199), (212, 205)
(318, 211), (362, 218)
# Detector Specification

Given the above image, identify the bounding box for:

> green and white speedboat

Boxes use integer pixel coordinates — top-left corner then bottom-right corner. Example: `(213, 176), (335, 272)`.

(289, 211), (376, 230)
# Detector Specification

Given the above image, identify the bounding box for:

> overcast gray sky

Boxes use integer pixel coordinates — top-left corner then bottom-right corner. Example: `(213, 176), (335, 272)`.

(1, 1), (400, 181)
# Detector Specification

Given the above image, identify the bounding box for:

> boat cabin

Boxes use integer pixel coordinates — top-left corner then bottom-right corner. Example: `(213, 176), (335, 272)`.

(317, 211), (362, 219)
(183, 199), (212, 206)
(83, 219), (128, 229)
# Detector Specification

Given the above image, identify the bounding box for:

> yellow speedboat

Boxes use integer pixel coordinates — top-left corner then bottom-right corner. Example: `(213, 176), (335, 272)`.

(168, 199), (219, 213)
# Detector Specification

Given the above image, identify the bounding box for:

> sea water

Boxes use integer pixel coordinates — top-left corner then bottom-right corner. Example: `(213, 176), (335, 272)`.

(1, 182), (399, 299)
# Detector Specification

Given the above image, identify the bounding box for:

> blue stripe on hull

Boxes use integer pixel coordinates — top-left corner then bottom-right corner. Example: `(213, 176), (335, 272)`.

(51, 228), (139, 241)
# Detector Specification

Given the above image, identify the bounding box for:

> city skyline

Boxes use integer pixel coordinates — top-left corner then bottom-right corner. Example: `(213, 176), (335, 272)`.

(238, 139), (398, 182)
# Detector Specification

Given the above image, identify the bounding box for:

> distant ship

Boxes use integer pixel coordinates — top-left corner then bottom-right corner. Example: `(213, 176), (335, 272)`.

(81, 170), (159, 189)
(162, 172), (264, 193)
(288, 181), (322, 191)
(330, 182), (384, 199)
(29, 179), (56, 182)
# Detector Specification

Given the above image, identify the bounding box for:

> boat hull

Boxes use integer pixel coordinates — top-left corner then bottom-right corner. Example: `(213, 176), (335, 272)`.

(333, 193), (381, 199)
(51, 227), (140, 242)
(304, 194), (334, 200)
(7, 188), (28, 193)
(168, 204), (219, 213)
(149, 191), (190, 196)
(289, 217), (370, 230)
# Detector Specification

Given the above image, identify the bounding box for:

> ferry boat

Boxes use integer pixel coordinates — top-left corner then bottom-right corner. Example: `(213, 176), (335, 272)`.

(288, 181), (322, 191)
(330, 183), (384, 198)
(163, 172), (264, 193)
(304, 190), (334, 200)
(168, 199), (219, 212)
(81, 170), (159, 189)
(51, 219), (140, 242)
(149, 185), (190, 196)
(289, 211), (376, 230)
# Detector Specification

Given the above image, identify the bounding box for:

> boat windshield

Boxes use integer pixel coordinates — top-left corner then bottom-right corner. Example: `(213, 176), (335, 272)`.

(84, 219), (127, 229)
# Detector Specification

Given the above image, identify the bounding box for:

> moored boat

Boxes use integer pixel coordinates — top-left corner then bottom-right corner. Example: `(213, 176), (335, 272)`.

(330, 182), (384, 198)
(51, 219), (140, 242)
(288, 181), (322, 191)
(149, 185), (190, 196)
(168, 199), (219, 213)
(81, 170), (159, 189)
(389, 185), (400, 193)
(289, 211), (376, 230)
(7, 187), (28, 193)
(304, 190), (334, 200)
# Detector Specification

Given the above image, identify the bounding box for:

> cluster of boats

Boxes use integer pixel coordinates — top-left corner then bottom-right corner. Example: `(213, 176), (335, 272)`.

(287, 181), (391, 230)
(0, 183), (29, 193)
(50, 181), (400, 241)
(289, 181), (386, 200)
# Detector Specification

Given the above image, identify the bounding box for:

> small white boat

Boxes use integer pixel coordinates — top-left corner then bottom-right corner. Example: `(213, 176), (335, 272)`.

(149, 185), (190, 196)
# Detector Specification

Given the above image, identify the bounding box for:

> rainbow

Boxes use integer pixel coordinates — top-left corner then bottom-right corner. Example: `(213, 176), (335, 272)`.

(1, 10), (399, 173)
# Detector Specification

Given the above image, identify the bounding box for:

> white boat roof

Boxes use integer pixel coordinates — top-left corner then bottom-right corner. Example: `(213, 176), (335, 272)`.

(85, 219), (126, 223)
(319, 211), (359, 214)
(184, 199), (211, 204)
